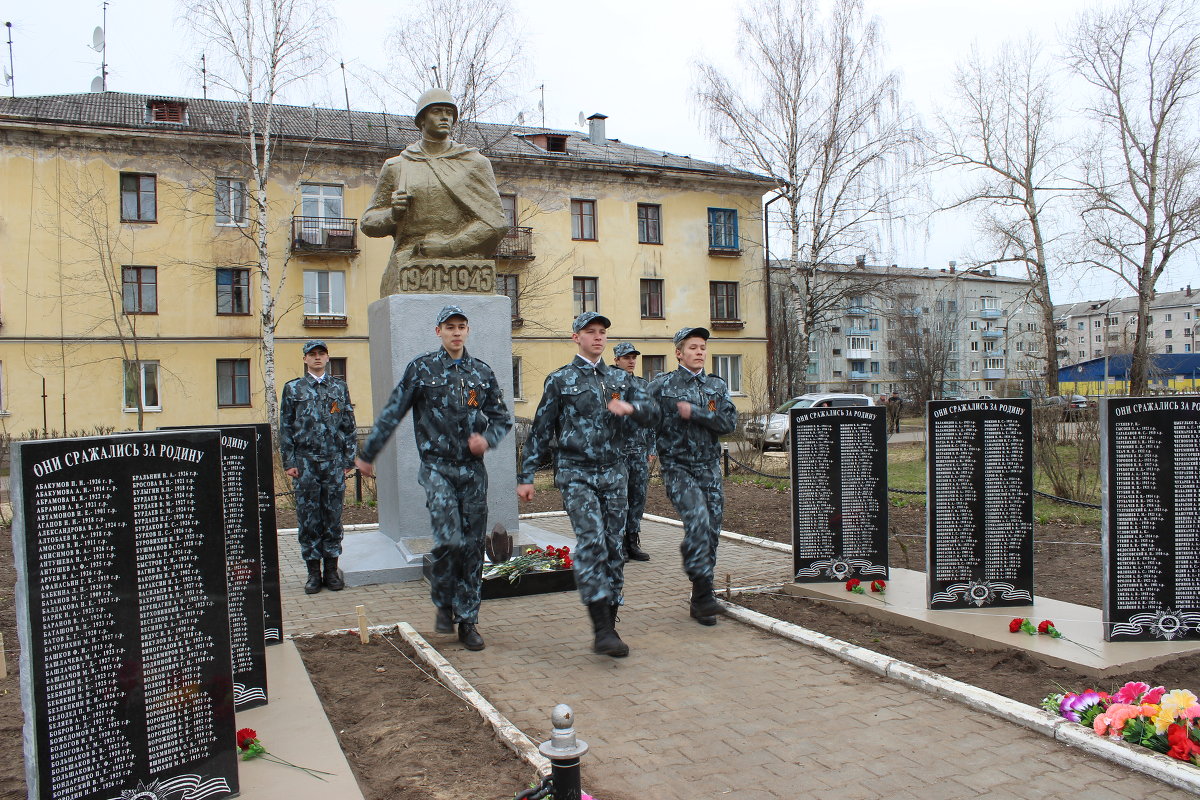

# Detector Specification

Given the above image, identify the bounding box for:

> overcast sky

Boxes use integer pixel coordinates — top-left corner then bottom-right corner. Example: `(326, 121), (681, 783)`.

(6, 0), (1198, 303)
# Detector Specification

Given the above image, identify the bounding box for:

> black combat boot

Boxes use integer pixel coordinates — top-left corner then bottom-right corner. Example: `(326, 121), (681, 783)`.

(625, 530), (651, 562)
(588, 601), (629, 657)
(458, 622), (485, 651)
(304, 561), (323, 595)
(435, 606), (455, 634)
(323, 557), (344, 591)
(689, 577), (723, 625)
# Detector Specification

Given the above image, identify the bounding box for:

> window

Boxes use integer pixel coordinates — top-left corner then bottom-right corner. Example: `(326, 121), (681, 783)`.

(707, 208), (739, 251)
(120, 173), (156, 222)
(969, 341), (980, 352)
(947, 300), (958, 313)
(969, 361), (979, 372)
(497, 273), (520, 319)
(848, 336), (870, 351)
(123, 361), (161, 411)
(1166, 329), (1174, 338)
(985, 357), (1004, 370)
(573, 277), (598, 314)
(122, 266), (157, 314)
(571, 199), (597, 240)
(1167, 314), (1173, 322)
(215, 177), (248, 226)
(870, 361), (880, 374)
(1094, 320), (1102, 328)
(328, 357), (347, 383)
(711, 355), (742, 393)
(216, 268), (250, 315)
(710, 281), (739, 321)
(1166, 345), (1175, 353)
(148, 100), (187, 123)
(512, 356), (523, 399)
(869, 317), (879, 330)
(217, 359), (251, 407)
(500, 194), (517, 227)
(301, 183), (343, 219)
(303, 270), (346, 316)
(637, 204), (662, 244)
(641, 279), (664, 318)
(642, 355), (666, 379)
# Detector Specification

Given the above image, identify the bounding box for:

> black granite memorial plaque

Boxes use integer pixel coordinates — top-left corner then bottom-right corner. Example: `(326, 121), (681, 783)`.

(1102, 396), (1200, 642)
(11, 431), (238, 800)
(164, 425), (267, 709)
(926, 399), (1034, 609)
(789, 406), (889, 582)
(250, 423), (284, 645)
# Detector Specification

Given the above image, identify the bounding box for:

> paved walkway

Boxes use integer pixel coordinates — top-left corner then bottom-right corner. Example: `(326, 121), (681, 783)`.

(280, 519), (1189, 799)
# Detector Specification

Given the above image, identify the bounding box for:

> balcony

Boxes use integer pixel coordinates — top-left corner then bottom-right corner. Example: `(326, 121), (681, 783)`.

(291, 217), (359, 254)
(303, 314), (348, 328)
(981, 329), (1004, 339)
(847, 326), (873, 336)
(845, 306), (868, 316)
(846, 348), (873, 360)
(899, 307), (920, 317)
(496, 226), (534, 260)
(980, 308), (1002, 319)
(710, 318), (745, 330)
(983, 366), (1005, 379)
(849, 370), (871, 380)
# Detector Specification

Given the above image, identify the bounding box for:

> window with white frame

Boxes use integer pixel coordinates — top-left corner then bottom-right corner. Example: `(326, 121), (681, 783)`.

(123, 360), (161, 411)
(303, 270), (346, 316)
(215, 177), (248, 225)
(216, 359), (251, 407)
(711, 354), (742, 393)
(512, 356), (523, 399)
(985, 357), (1005, 370)
(301, 183), (343, 218)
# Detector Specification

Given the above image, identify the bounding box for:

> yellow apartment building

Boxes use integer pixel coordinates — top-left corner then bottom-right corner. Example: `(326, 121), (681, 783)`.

(0, 93), (772, 438)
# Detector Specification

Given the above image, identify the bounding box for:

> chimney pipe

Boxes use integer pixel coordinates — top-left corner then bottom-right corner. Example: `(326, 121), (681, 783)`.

(948, 260), (956, 273)
(587, 113), (608, 146)
(855, 254), (865, 269)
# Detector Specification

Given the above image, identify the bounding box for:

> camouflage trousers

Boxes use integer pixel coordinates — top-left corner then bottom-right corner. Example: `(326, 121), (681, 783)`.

(419, 458), (488, 624)
(623, 450), (652, 537)
(661, 459), (723, 582)
(295, 458), (346, 561)
(555, 462), (628, 606)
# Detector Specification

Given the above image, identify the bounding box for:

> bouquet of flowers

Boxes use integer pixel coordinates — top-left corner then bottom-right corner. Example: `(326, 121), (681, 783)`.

(1008, 617), (1099, 656)
(1042, 682), (1200, 766)
(236, 728), (333, 780)
(483, 545), (573, 583)
(845, 578), (887, 604)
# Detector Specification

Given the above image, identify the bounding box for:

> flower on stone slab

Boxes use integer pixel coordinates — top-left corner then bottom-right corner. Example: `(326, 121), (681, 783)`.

(870, 579), (886, 594)
(845, 578), (863, 595)
(235, 727), (333, 780)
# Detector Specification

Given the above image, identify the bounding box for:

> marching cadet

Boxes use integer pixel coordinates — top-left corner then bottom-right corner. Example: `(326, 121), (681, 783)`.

(279, 340), (358, 595)
(516, 312), (660, 657)
(355, 306), (511, 652)
(649, 327), (738, 626)
(611, 342), (655, 562)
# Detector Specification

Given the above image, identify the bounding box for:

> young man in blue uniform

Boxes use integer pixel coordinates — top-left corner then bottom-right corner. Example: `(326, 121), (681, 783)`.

(355, 306), (512, 651)
(517, 313), (660, 657)
(649, 327), (738, 625)
(612, 342), (655, 562)
(279, 340), (358, 594)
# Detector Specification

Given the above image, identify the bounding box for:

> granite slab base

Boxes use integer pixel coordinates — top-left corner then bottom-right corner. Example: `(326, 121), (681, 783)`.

(780, 567), (1200, 677)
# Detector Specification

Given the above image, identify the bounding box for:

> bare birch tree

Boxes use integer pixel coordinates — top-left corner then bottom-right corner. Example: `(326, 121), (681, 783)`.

(183, 0), (330, 440)
(1065, 0), (1200, 395)
(382, 0), (526, 127)
(696, 0), (920, 399)
(932, 38), (1069, 395)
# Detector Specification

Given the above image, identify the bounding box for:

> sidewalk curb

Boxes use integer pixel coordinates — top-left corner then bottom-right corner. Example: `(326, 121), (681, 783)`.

(394, 622), (552, 778)
(723, 601), (1200, 795)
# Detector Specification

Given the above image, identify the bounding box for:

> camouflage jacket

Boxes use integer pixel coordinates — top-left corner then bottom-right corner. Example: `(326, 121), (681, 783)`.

(649, 367), (737, 465)
(279, 374), (357, 469)
(619, 372), (657, 457)
(359, 348), (512, 464)
(518, 356), (660, 484)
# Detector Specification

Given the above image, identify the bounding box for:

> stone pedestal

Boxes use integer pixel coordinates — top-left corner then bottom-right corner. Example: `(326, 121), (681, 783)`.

(341, 292), (518, 585)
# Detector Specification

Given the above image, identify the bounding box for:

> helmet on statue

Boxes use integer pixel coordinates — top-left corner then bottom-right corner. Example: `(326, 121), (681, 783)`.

(414, 87), (459, 126)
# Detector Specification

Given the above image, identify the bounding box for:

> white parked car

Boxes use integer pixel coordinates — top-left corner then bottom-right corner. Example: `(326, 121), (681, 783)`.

(744, 393), (875, 450)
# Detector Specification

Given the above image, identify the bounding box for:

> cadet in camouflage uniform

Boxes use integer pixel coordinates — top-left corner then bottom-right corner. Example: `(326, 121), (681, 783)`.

(649, 327), (738, 625)
(279, 340), (358, 595)
(355, 306), (511, 651)
(612, 342), (655, 562)
(517, 312), (660, 657)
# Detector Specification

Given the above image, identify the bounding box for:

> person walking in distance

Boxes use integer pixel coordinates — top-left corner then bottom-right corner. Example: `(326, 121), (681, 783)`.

(517, 313), (660, 657)
(279, 340), (358, 595)
(648, 327), (737, 625)
(887, 392), (903, 434)
(612, 342), (655, 562)
(355, 306), (512, 651)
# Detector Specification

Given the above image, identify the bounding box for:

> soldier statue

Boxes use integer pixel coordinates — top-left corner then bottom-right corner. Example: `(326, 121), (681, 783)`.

(356, 306), (512, 651)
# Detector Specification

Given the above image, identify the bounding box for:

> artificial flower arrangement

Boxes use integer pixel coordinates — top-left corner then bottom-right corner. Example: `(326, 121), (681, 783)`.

(1009, 617), (1099, 655)
(1042, 682), (1200, 765)
(845, 578), (887, 603)
(236, 728), (333, 780)
(483, 545), (573, 583)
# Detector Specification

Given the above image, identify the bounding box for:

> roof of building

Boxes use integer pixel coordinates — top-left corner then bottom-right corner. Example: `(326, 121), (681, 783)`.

(1054, 288), (1199, 318)
(1059, 353), (1200, 381)
(0, 91), (772, 185)
(768, 259), (1034, 286)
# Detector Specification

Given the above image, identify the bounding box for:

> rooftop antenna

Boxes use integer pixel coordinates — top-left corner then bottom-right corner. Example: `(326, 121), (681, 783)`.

(538, 83), (544, 128)
(88, 2), (108, 93)
(200, 53), (207, 99)
(4, 22), (13, 98)
(430, 64), (440, 86)
(339, 60), (354, 140)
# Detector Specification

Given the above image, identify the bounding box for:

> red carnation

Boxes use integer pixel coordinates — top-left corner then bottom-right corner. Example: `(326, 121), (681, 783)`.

(1037, 620), (1053, 634)
(1008, 618), (1024, 633)
(236, 728), (257, 751)
(845, 579), (861, 591)
(870, 580), (886, 593)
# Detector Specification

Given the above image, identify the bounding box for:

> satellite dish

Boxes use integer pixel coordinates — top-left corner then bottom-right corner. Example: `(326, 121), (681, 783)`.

(577, 111), (585, 127)
(90, 75), (103, 93)
(91, 26), (105, 52)
(3, 69), (11, 86)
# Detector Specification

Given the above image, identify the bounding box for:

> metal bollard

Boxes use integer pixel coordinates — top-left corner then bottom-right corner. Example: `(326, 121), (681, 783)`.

(538, 704), (588, 800)
(723, 443), (730, 477)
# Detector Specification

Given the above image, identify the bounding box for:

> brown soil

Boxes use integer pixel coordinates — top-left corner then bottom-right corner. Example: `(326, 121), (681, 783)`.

(293, 634), (536, 800)
(2, 475), (1198, 797)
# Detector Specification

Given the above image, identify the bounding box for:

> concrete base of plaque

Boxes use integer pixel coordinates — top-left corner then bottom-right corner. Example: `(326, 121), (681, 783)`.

(340, 292), (518, 585)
